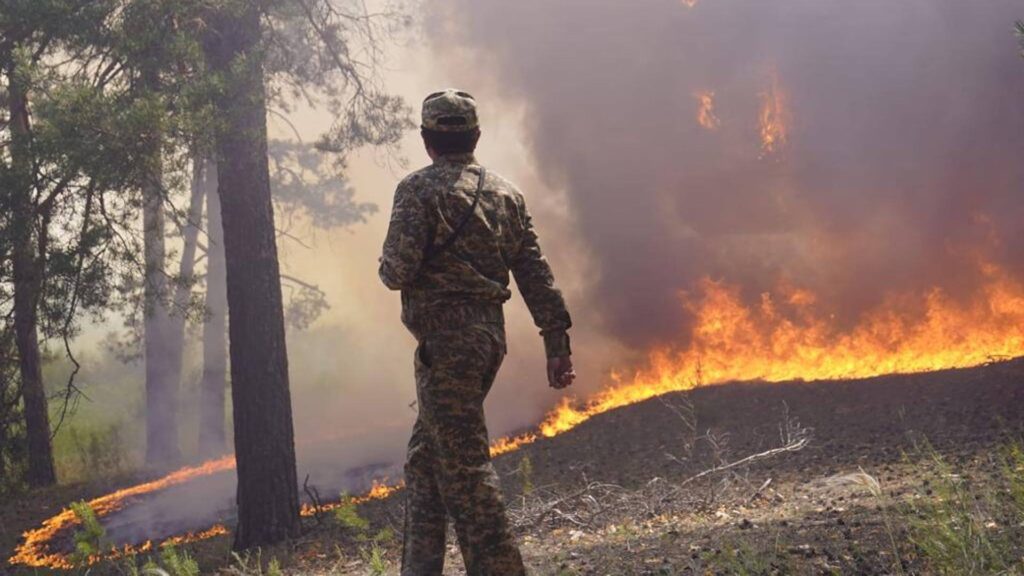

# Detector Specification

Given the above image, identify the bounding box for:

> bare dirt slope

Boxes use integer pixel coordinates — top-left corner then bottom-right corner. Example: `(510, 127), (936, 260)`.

(273, 359), (1024, 575)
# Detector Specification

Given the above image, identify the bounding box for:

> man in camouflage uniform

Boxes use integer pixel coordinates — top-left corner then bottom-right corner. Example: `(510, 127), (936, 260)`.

(380, 89), (576, 575)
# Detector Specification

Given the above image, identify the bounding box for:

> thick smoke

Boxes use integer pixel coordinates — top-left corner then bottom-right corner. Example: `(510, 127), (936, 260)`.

(426, 0), (1024, 347)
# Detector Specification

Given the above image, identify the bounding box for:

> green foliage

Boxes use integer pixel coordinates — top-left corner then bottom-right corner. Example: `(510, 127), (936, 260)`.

(0, 333), (27, 495)
(519, 454), (535, 497)
(70, 500), (108, 566)
(1005, 444), (1024, 519)
(692, 541), (792, 576)
(360, 541), (389, 576)
(904, 445), (1024, 575)
(330, 492), (393, 573)
(63, 422), (127, 479)
(1016, 21), (1024, 57)
(226, 549), (285, 576)
(159, 545), (201, 576)
(333, 492), (370, 534)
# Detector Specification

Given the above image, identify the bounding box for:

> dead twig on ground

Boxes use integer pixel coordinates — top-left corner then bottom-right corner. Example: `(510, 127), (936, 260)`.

(303, 474), (325, 524)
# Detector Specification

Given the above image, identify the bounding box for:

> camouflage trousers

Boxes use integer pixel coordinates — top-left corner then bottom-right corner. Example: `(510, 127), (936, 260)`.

(401, 322), (526, 576)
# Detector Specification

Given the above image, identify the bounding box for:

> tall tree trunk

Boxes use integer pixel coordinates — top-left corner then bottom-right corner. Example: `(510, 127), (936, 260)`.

(164, 157), (206, 451)
(205, 4), (300, 549)
(142, 66), (180, 469)
(7, 63), (56, 487)
(198, 161), (228, 459)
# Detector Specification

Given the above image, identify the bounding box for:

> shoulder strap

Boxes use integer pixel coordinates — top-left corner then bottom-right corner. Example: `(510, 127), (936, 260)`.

(424, 167), (486, 263)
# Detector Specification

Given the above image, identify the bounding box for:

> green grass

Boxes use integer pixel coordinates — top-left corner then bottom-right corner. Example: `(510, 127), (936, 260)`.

(692, 541), (793, 576)
(904, 444), (1024, 575)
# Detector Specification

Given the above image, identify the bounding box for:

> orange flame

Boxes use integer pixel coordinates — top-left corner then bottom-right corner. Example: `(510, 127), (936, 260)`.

(299, 479), (405, 517)
(536, 266), (1024, 439)
(8, 455), (235, 569)
(759, 74), (789, 156)
(694, 90), (720, 130)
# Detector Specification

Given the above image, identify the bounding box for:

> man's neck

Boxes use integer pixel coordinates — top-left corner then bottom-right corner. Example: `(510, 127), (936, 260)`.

(433, 152), (476, 166)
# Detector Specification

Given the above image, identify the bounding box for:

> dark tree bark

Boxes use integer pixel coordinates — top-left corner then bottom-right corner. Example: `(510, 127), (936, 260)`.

(7, 63), (56, 487)
(205, 5), (301, 548)
(141, 64), (181, 469)
(198, 160), (228, 459)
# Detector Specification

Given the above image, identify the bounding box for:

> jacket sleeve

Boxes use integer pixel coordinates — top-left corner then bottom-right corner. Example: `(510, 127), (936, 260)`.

(379, 179), (430, 290)
(509, 198), (573, 358)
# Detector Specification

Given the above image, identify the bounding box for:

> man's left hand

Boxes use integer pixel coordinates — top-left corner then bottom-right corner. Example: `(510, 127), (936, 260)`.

(547, 356), (575, 389)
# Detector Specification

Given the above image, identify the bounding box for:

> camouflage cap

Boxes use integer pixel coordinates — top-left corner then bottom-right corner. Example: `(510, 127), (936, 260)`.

(421, 89), (479, 132)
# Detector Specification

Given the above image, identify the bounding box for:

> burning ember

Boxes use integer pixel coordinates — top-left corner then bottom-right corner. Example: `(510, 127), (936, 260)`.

(299, 480), (405, 517)
(11, 264), (1024, 570)
(694, 90), (721, 130)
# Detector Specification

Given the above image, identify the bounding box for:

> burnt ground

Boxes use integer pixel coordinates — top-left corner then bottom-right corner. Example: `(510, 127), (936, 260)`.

(4, 359), (1024, 575)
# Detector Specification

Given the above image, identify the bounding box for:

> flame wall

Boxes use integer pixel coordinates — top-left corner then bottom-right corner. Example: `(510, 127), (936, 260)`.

(425, 0), (1024, 349)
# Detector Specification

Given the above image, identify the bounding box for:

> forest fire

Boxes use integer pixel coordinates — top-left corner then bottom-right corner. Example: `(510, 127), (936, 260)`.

(759, 73), (788, 156)
(12, 263), (1024, 569)
(472, 262), (1024, 451)
(8, 456), (234, 569)
(694, 90), (720, 130)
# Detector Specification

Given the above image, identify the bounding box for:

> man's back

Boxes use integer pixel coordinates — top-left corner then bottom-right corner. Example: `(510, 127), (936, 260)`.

(380, 153), (572, 358)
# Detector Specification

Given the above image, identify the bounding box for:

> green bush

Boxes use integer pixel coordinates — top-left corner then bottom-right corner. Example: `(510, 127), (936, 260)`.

(56, 421), (130, 481)
(159, 545), (200, 576)
(70, 500), (108, 566)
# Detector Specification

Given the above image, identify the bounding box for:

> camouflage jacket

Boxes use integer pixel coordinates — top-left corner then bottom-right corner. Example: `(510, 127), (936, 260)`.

(379, 154), (572, 358)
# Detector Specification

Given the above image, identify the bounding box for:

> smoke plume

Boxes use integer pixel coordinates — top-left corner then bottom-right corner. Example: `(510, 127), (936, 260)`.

(425, 0), (1024, 348)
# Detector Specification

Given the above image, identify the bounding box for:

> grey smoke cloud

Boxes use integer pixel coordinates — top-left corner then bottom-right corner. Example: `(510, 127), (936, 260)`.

(425, 0), (1024, 347)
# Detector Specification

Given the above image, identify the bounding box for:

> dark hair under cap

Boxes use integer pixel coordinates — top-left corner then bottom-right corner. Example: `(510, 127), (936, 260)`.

(421, 127), (481, 155)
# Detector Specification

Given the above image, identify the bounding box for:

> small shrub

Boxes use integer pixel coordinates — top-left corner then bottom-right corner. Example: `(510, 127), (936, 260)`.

(160, 545), (200, 576)
(372, 526), (395, 544)
(70, 500), (108, 566)
(360, 541), (389, 576)
(518, 455), (534, 497)
(61, 422), (128, 480)
(225, 549), (286, 576)
(699, 542), (791, 576)
(333, 492), (370, 534)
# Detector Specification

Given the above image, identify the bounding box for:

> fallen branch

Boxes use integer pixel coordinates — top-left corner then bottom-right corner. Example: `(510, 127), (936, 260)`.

(303, 474), (325, 524)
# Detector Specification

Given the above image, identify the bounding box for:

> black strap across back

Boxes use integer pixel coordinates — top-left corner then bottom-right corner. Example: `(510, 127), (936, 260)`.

(424, 166), (487, 263)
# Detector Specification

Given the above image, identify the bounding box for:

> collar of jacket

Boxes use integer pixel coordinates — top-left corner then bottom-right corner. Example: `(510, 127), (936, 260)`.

(433, 153), (477, 166)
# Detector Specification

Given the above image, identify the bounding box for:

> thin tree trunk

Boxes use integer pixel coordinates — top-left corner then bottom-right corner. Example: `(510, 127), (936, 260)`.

(142, 65), (180, 469)
(7, 63), (56, 487)
(205, 4), (300, 549)
(0, 401), (7, 487)
(164, 157), (206, 447)
(198, 160), (228, 459)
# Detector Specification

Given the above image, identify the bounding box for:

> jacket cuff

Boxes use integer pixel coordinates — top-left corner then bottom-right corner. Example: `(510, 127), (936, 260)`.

(543, 330), (571, 358)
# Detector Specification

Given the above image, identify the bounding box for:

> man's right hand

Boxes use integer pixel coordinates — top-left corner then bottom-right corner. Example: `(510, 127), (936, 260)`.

(547, 356), (575, 389)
